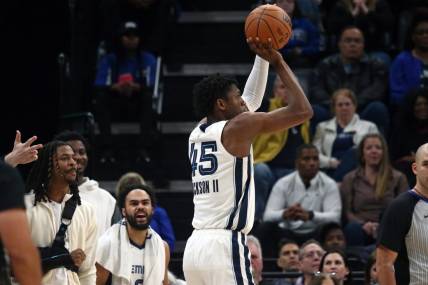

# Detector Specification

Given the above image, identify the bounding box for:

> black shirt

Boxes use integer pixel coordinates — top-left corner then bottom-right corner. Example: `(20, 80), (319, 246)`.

(377, 190), (428, 285)
(0, 161), (25, 211)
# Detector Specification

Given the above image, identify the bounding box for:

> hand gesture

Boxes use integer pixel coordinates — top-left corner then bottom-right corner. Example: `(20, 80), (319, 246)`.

(70, 248), (86, 268)
(4, 130), (43, 167)
(247, 37), (283, 68)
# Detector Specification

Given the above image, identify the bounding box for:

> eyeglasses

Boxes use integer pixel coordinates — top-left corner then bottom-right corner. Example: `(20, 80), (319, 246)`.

(304, 250), (324, 259)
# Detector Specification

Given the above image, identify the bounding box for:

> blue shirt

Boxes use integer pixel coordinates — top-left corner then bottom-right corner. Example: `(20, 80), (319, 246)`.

(150, 206), (176, 251)
(280, 18), (320, 56)
(94, 51), (157, 88)
(331, 125), (354, 160)
(389, 51), (423, 105)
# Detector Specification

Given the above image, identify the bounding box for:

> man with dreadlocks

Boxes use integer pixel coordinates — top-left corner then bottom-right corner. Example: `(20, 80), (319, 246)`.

(25, 140), (98, 285)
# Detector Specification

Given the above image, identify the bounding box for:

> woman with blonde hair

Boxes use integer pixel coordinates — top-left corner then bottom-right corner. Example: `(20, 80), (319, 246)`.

(115, 171), (176, 251)
(313, 88), (378, 181)
(340, 133), (408, 246)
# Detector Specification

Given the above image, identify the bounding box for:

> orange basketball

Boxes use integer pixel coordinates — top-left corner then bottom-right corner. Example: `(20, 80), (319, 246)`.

(245, 4), (292, 50)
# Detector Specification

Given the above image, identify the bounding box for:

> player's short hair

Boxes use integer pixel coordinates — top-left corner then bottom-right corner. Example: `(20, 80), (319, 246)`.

(299, 239), (322, 259)
(318, 222), (343, 245)
(295, 144), (318, 160)
(247, 235), (263, 259)
(54, 130), (90, 152)
(277, 238), (299, 255)
(118, 183), (156, 209)
(193, 74), (238, 119)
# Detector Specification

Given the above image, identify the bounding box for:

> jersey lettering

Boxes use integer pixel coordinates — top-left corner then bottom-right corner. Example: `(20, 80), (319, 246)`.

(190, 141), (218, 176)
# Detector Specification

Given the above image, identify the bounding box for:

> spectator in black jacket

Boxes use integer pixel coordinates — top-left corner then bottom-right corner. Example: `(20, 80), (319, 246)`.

(310, 26), (389, 135)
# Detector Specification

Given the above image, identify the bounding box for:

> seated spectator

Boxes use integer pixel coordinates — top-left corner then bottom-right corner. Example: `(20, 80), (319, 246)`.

(276, 0), (321, 68)
(364, 254), (378, 285)
(275, 239), (301, 285)
(390, 88), (428, 186)
(389, 12), (428, 108)
(326, 0), (394, 60)
(115, 171), (176, 251)
(318, 222), (372, 263)
(295, 240), (325, 285)
(263, 144), (341, 244)
(248, 235), (264, 285)
(253, 75), (311, 220)
(94, 21), (158, 163)
(341, 133), (408, 246)
(98, 0), (178, 57)
(319, 249), (352, 285)
(310, 26), (389, 135)
(313, 89), (378, 181)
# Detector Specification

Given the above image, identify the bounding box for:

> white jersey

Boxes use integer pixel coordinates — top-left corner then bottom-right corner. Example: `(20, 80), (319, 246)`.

(188, 120), (255, 234)
(111, 242), (145, 285)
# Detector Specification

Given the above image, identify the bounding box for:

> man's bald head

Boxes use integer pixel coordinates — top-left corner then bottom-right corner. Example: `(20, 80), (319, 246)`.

(415, 143), (428, 164)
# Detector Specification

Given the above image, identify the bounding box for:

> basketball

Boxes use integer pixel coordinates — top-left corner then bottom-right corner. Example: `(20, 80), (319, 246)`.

(245, 4), (292, 50)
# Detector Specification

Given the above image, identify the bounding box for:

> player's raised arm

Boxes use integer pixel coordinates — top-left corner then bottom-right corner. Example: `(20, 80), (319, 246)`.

(222, 41), (312, 157)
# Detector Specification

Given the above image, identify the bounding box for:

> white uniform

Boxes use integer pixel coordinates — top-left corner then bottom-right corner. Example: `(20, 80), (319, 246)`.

(183, 121), (256, 285)
(96, 222), (166, 285)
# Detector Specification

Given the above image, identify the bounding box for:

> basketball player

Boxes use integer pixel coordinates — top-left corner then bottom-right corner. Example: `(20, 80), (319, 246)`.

(377, 143), (428, 285)
(182, 38), (313, 284)
(96, 183), (169, 285)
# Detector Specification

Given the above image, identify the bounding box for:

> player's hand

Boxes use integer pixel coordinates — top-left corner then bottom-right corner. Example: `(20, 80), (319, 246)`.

(247, 37), (283, 67)
(70, 249), (86, 268)
(4, 130), (43, 167)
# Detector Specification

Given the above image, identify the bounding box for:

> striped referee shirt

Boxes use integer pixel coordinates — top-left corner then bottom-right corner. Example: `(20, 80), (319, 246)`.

(378, 190), (428, 285)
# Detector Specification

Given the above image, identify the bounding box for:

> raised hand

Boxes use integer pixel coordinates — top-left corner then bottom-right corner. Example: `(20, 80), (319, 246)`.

(4, 130), (43, 167)
(247, 37), (283, 67)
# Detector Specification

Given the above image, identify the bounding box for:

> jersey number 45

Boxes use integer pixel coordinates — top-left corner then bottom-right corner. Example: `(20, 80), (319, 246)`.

(189, 141), (218, 177)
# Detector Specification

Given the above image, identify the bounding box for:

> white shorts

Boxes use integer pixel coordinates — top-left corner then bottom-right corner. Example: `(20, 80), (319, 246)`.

(183, 229), (255, 285)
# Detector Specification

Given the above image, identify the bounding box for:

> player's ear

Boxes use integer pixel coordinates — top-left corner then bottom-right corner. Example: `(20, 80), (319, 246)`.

(216, 98), (227, 111)
(412, 162), (417, 176)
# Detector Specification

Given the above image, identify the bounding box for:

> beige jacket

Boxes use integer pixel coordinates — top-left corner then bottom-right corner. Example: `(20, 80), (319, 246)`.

(24, 193), (97, 285)
(313, 114), (378, 168)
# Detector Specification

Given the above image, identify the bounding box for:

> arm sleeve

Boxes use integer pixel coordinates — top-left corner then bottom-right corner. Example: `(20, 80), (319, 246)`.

(263, 178), (288, 222)
(377, 193), (415, 253)
(313, 181), (342, 223)
(241, 56), (269, 112)
(78, 206), (98, 285)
